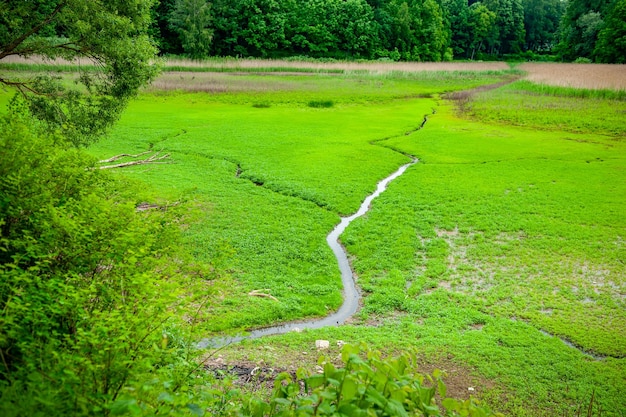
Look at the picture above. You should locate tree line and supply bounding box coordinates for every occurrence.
[155,0,625,63]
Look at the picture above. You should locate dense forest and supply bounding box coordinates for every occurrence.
[152,0,626,62]
[1,0,623,62]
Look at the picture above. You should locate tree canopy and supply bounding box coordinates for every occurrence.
[0,2,188,413]
[556,0,624,61]
[0,0,159,146]
[144,0,626,62]
[594,0,626,62]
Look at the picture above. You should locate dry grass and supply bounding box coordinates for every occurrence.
[2,55,97,66]
[147,71,302,93]
[519,63,626,90]
[165,57,510,73]
[9,56,625,92]
[2,55,509,73]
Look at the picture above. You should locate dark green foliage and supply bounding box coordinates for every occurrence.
[169,0,214,59]
[445,0,472,58]
[383,0,451,61]
[0,0,159,146]
[522,0,565,51]
[594,0,626,62]
[148,0,620,62]
[209,0,292,57]
[209,0,382,59]
[481,0,526,55]
[469,3,498,59]
[152,0,185,54]
[289,0,380,58]
[0,102,213,415]
[242,344,500,416]
[308,100,334,108]
[445,0,499,59]
[556,0,615,61]
[199,0,453,60]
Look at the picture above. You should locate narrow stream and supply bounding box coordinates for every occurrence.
[198,157,418,349]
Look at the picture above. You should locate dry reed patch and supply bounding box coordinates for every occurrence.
[519,63,626,90]
[3,55,509,77]
[165,58,509,73]
[2,55,97,66]
[147,71,300,93]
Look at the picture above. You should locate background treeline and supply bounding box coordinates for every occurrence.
[153,0,626,62]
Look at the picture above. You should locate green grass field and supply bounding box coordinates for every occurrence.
[4,65,623,415]
[87,72,509,332]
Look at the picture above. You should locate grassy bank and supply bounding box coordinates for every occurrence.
[3,63,623,415]
[213,86,625,415]
[89,72,500,331]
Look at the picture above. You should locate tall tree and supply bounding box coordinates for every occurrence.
[0,0,159,146]
[211,0,292,57]
[556,0,614,60]
[289,0,344,56]
[483,0,526,54]
[445,0,473,58]
[594,0,626,62]
[335,0,380,57]
[168,0,213,58]
[469,2,498,58]
[385,0,450,61]
[522,0,564,51]
[152,0,184,54]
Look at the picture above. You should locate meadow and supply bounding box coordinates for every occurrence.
[3,60,624,415]
[87,70,510,331]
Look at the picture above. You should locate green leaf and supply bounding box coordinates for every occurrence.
[438,378,447,398]
[340,377,359,402]
[272,397,292,407]
[442,397,461,412]
[109,399,141,416]
[337,403,360,416]
[296,367,310,380]
[158,392,174,404]
[385,399,409,417]
[187,403,205,417]
[306,374,326,390]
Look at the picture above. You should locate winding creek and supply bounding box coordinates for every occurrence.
[198,157,418,349]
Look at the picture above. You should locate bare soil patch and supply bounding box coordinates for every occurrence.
[204,345,495,402]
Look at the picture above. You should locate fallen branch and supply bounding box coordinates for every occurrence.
[248,289,279,302]
[136,201,180,212]
[98,151,171,169]
[98,151,151,163]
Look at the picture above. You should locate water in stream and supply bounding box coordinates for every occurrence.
[198,158,417,349]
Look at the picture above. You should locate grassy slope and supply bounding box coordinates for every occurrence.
[174,79,623,416]
[89,73,503,332]
[4,66,622,414]
[339,98,626,415]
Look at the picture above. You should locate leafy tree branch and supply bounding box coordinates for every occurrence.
[0,0,160,146]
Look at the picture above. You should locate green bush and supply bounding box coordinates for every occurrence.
[0,101,215,415]
[241,344,501,417]
[308,100,335,108]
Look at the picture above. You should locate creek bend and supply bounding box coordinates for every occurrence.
[199,157,418,349]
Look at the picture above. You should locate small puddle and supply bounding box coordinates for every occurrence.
[199,157,418,348]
